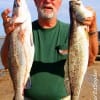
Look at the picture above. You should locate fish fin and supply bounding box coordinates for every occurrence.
[25,77,32,89]
[30,32,34,46]
[18,29,26,43]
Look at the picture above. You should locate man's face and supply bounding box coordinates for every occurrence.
[34,0,62,19]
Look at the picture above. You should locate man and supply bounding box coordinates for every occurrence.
[1,0,98,100]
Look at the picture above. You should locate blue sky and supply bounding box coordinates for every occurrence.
[0,0,100,36]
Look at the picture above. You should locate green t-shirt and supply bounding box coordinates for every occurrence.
[24,20,69,100]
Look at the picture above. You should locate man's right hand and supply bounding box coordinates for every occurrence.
[1,8,20,35]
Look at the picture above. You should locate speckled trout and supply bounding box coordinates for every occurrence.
[64,0,93,100]
[8,0,34,100]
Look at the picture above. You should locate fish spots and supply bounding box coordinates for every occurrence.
[18,29,25,43]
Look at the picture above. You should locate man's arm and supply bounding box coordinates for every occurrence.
[1,35,10,69]
[88,8,98,66]
[80,6,98,66]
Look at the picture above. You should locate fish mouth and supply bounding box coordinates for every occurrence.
[70,0,93,22]
[70,0,81,8]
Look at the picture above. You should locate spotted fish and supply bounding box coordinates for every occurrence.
[64,0,93,100]
[8,0,34,100]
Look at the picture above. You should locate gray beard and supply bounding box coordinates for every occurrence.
[38,9,55,19]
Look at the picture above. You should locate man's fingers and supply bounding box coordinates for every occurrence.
[59,50,68,55]
[5,23,22,34]
[83,17,93,25]
[4,23,14,34]
[1,8,12,25]
[1,8,11,20]
[14,23,22,27]
[1,9,22,35]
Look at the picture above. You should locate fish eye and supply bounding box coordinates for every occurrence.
[75,2,80,6]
